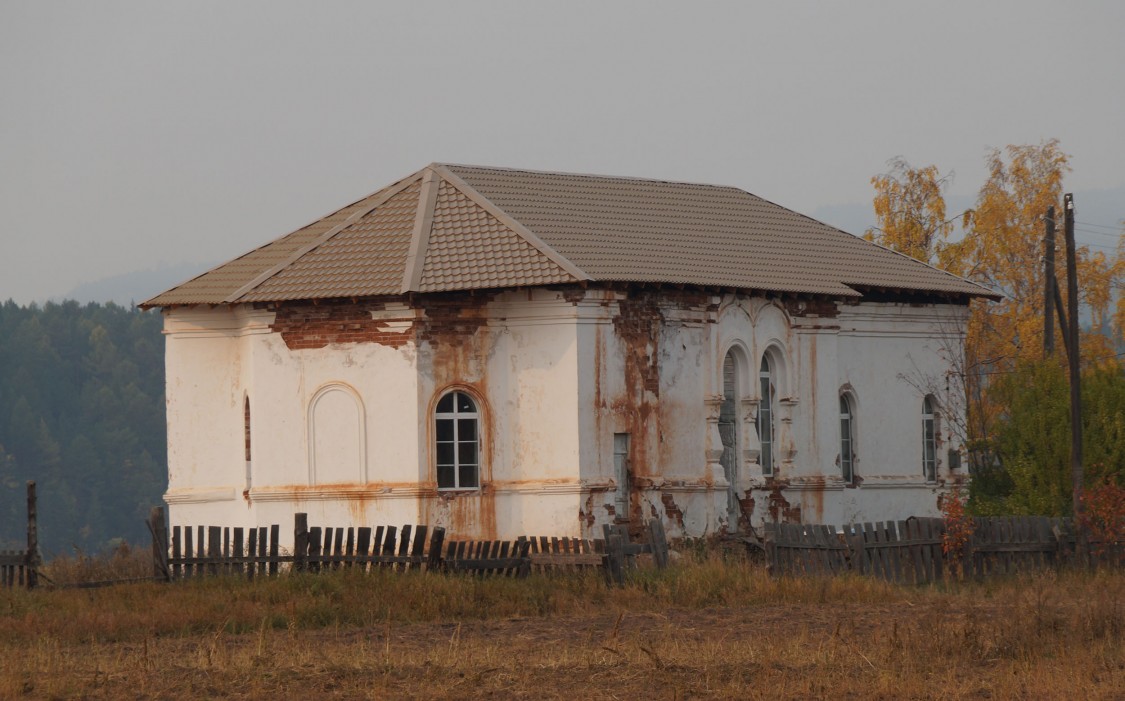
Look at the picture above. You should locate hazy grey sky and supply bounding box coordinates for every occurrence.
[3,1,1124,304]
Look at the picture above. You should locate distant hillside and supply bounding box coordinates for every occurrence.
[62,261,215,308]
[0,301,166,554]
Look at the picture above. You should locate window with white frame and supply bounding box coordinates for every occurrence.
[758,355,776,476]
[435,390,480,490]
[922,396,937,482]
[839,392,856,484]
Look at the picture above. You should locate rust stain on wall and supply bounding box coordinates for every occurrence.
[611,290,663,527]
[802,476,826,523]
[412,292,500,540]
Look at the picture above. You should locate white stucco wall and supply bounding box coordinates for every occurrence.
[162,289,970,543]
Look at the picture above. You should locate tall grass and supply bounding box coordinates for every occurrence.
[3,552,1122,699]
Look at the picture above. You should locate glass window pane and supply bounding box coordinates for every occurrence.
[436,418,454,442]
[458,441,478,466]
[456,392,476,413]
[437,393,454,413]
[457,418,477,442]
[437,464,455,489]
[459,464,478,489]
[436,442,454,466]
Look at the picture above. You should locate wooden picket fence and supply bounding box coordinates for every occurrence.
[1,482,40,589]
[766,516,1123,584]
[149,509,668,586]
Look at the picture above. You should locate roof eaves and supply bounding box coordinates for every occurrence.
[221,169,425,304]
[752,193,999,300]
[433,164,592,283]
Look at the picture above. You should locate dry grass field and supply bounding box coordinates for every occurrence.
[1,549,1121,699]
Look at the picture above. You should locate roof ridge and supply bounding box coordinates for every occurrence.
[437,162,745,193]
[431,164,591,283]
[400,168,441,293]
[221,169,425,303]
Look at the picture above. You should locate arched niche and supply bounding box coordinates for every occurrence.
[308,383,367,485]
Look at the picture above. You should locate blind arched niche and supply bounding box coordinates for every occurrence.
[308,384,367,485]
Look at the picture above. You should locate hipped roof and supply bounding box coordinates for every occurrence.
[142,163,995,307]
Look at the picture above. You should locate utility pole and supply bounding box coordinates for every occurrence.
[1063,193,1083,519]
[1043,205,1056,356]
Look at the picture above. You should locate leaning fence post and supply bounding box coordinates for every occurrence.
[604,532,625,587]
[26,481,39,589]
[149,506,171,582]
[647,518,669,569]
[427,526,446,572]
[293,513,308,573]
[763,523,777,576]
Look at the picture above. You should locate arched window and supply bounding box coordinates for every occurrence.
[435,390,480,490]
[922,396,937,482]
[839,392,855,484]
[244,395,252,489]
[244,396,252,463]
[758,355,776,476]
[720,349,741,521]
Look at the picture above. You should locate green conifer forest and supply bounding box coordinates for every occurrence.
[0,300,165,555]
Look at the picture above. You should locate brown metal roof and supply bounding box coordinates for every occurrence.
[417,178,577,292]
[443,164,992,299]
[142,163,994,307]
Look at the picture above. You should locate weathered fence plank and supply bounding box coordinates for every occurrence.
[768,515,1122,584]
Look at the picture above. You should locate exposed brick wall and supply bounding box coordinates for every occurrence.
[266,294,499,351]
[415,293,494,343]
[269,302,416,350]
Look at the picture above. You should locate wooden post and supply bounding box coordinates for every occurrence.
[516,536,531,578]
[149,506,170,582]
[293,513,308,573]
[26,481,39,589]
[1063,193,1084,524]
[647,519,670,569]
[268,524,279,576]
[207,526,221,576]
[427,527,446,572]
[1044,205,1056,357]
[604,533,625,587]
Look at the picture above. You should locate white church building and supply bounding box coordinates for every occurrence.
[143,163,994,541]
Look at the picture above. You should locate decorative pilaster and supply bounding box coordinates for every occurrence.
[779,397,799,462]
[704,395,727,485]
[740,397,761,466]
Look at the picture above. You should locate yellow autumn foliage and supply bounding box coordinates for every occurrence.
[868,140,1125,456]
